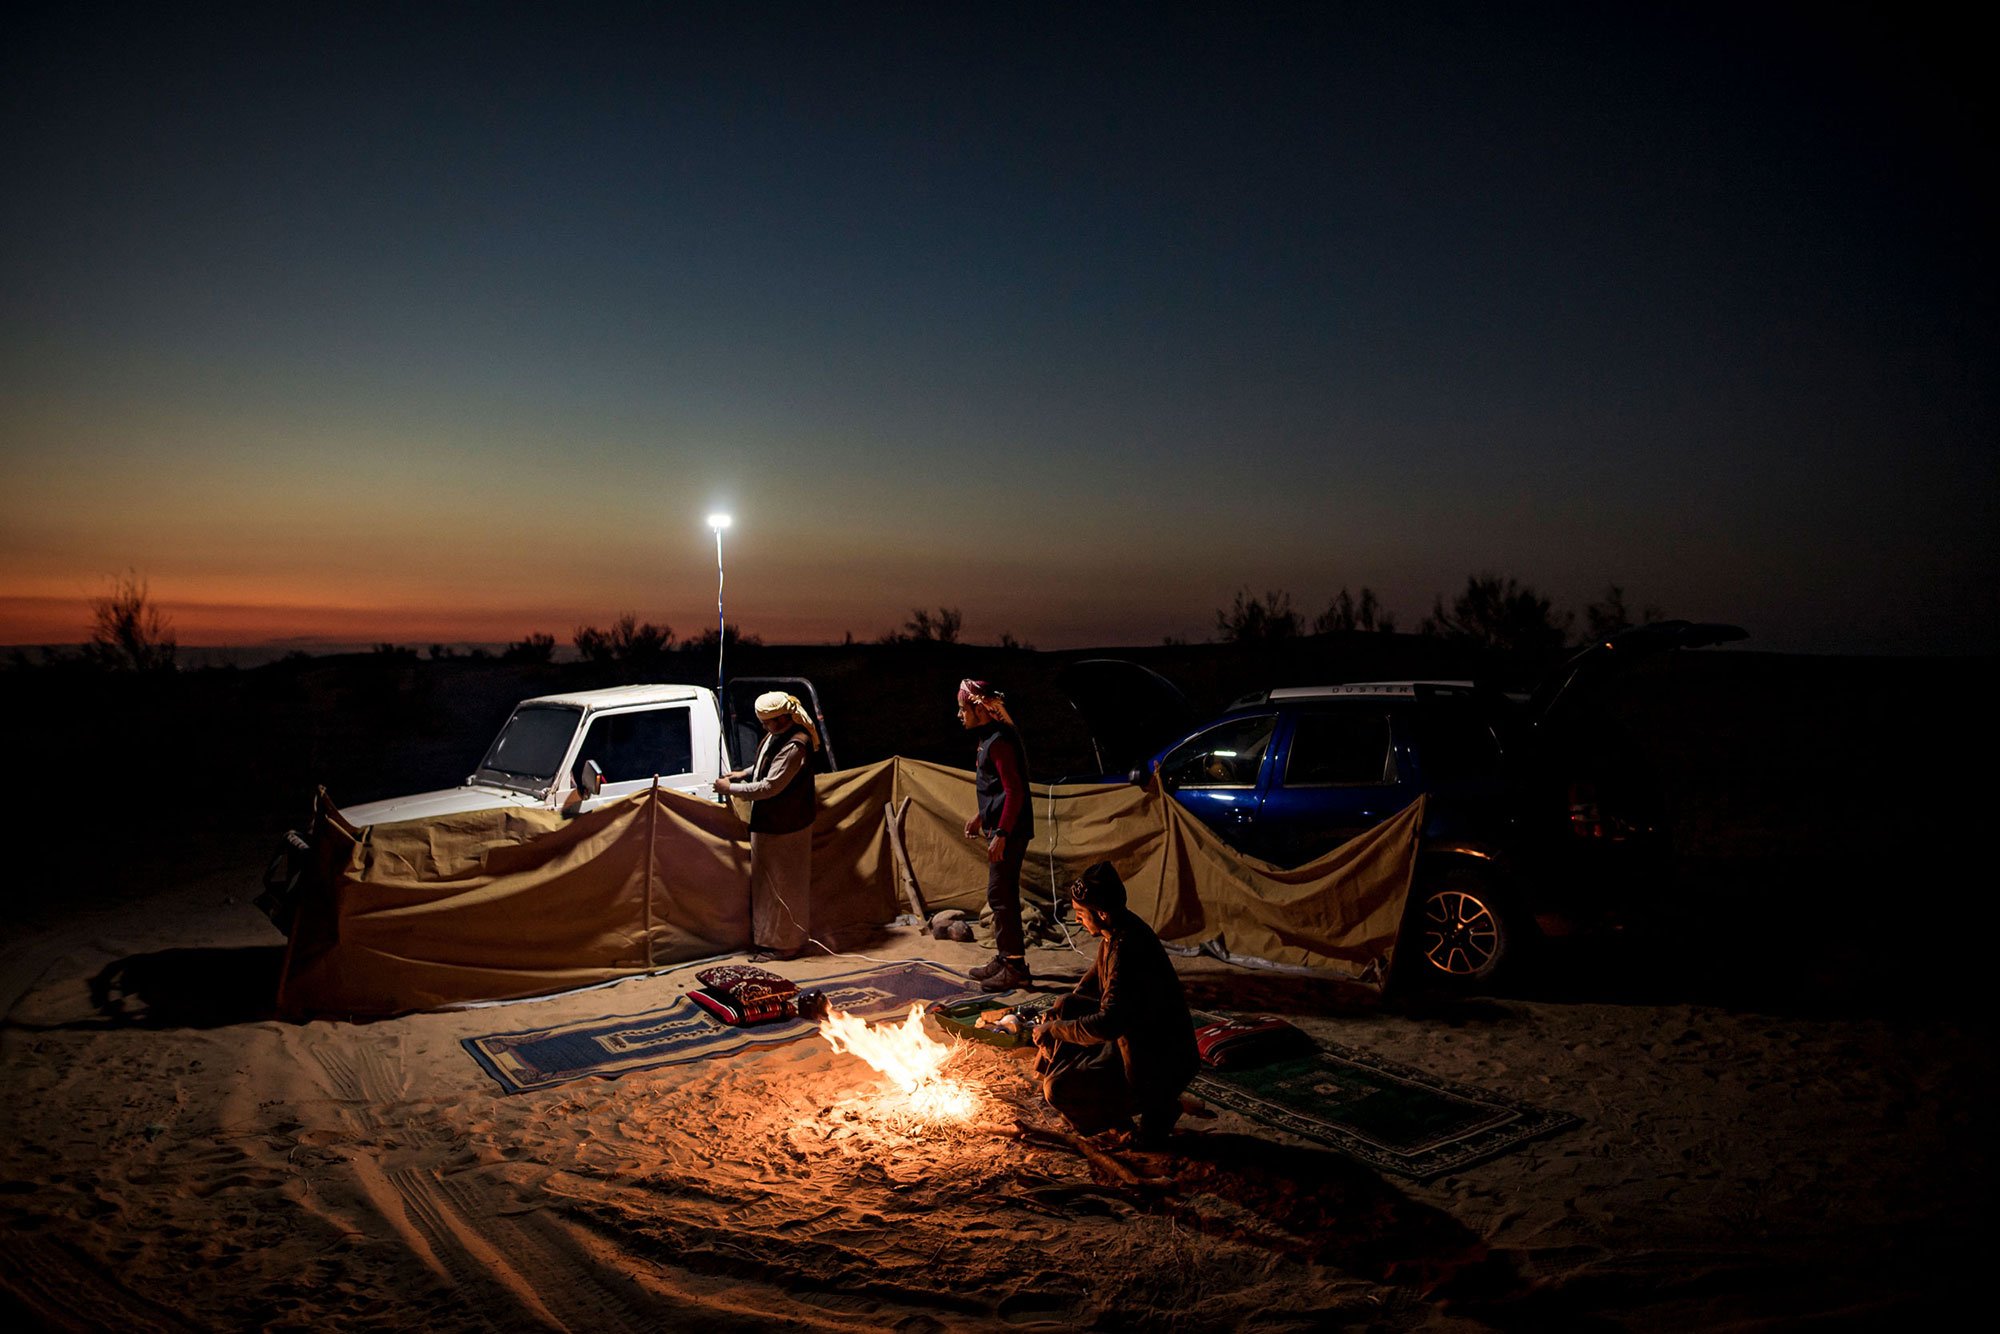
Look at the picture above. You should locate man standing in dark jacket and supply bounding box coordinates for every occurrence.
[1032,861,1197,1148]
[957,679,1034,992]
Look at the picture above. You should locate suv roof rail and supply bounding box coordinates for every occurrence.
[1227,680,1487,709]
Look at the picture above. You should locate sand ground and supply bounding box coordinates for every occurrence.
[1,838,1990,1332]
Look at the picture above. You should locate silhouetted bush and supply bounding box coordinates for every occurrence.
[882,607,964,644]
[1420,574,1571,659]
[1313,587,1395,634]
[573,614,673,677]
[88,571,177,672]
[1584,585,1665,640]
[1216,588,1301,641]
[503,632,557,663]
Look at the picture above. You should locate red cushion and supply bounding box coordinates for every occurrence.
[688,985,795,1027]
[696,965,799,1013]
[1195,1016,1313,1069]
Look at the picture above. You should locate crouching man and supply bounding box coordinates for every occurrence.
[1031,861,1198,1148]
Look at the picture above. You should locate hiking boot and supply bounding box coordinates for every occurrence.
[979,958,1033,993]
[968,957,1008,981]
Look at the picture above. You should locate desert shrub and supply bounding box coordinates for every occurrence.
[1215,588,1301,642]
[680,625,761,653]
[88,572,177,672]
[1313,587,1396,634]
[880,607,963,645]
[1420,574,1571,657]
[1584,585,1665,640]
[503,632,557,663]
[573,614,674,680]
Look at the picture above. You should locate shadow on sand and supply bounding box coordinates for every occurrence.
[1169,851,1967,1024]
[74,946,287,1029]
[1505,854,1971,1020]
[1087,1130,1615,1327]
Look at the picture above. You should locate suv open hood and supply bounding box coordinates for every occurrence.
[1052,658,1199,779]
[1057,622,1745,779]
[1522,620,1747,732]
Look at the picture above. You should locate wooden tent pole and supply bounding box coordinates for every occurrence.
[884,796,928,920]
[645,777,658,967]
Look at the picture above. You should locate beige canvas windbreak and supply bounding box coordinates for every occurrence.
[276,759,1424,1019]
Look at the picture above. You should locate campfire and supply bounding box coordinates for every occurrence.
[816,1001,981,1125]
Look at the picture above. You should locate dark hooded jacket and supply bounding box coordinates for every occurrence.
[1039,906,1197,1107]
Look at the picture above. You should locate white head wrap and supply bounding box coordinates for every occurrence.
[754,691,820,750]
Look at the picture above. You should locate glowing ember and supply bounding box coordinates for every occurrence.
[818,1002,980,1122]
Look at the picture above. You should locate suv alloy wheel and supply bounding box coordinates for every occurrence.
[1407,864,1512,988]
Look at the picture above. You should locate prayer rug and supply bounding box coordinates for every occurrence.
[1190,1029,1580,1181]
[464,960,974,1094]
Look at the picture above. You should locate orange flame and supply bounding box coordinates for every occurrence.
[818,1002,979,1122]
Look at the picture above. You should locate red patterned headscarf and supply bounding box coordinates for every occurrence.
[956,679,1017,728]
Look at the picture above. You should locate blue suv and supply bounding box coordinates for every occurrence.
[1065,622,1744,988]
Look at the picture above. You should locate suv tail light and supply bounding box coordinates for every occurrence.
[1568,781,1621,841]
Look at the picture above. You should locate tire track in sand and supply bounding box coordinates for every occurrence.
[310,1039,653,1332]
[0,1233,202,1334]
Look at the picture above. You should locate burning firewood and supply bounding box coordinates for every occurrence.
[814,999,981,1124]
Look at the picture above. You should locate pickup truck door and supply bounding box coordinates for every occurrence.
[570,704,701,808]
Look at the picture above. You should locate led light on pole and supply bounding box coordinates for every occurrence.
[707,513,731,698]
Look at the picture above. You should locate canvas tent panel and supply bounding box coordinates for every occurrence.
[882,758,1419,975]
[884,757,1168,913]
[800,758,899,924]
[277,759,1420,1019]
[278,794,663,1018]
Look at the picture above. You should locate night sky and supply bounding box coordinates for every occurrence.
[4,2,1993,654]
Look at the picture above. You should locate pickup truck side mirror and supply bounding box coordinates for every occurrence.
[577,759,605,799]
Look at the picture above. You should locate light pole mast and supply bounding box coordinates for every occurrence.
[706,513,731,700]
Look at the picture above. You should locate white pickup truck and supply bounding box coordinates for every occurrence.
[258,676,833,929]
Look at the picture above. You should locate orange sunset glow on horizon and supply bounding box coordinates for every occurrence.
[0,547,1236,653]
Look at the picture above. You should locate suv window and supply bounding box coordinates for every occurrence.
[1412,700,1502,782]
[576,707,694,784]
[1284,710,1396,786]
[1159,715,1276,789]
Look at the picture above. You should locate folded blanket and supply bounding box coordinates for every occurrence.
[688,965,799,1027]
[1194,1015,1314,1070]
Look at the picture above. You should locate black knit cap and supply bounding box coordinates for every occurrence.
[1067,861,1127,913]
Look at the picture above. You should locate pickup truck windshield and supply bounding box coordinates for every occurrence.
[477,705,582,784]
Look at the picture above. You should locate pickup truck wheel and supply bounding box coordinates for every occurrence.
[1404,866,1513,990]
